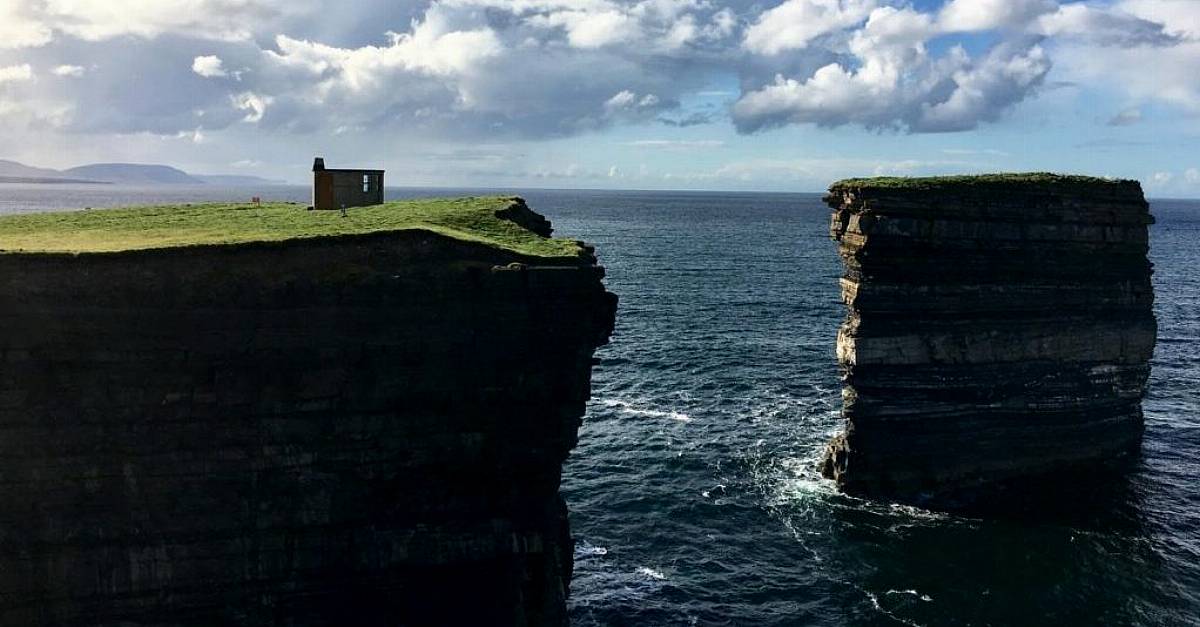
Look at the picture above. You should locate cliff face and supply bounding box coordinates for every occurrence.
[819,175,1155,504]
[0,216,615,624]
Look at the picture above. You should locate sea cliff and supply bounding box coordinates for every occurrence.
[819,174,1156,505]
[0,198,616,625]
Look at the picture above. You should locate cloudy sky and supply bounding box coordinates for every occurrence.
[1,0,1198,194]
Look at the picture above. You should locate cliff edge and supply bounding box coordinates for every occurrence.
[0,197,616,625]
[819,174,1155,506]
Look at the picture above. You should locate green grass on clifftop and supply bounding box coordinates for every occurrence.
[0,196,583,259]
[830,172,1139,191]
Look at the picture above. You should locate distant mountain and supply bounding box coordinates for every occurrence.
[62,163,203,185]
[194,174,289,186]
[0,158,292,186]
[0,175,111,185]
[0,159,64,179]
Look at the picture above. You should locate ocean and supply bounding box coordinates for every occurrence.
[3,184,1198,626]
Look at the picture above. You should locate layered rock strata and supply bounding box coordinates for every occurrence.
[0,209,615,625]
[819,175,1156,503]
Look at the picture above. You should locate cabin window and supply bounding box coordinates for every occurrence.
[363,174,370,193]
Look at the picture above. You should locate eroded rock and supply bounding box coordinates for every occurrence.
[820,174,1155,506]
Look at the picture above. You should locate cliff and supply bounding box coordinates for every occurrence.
[819,174,1156,505]
[0,198,616,625]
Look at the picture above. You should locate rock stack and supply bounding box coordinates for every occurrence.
[819,174,1156,503]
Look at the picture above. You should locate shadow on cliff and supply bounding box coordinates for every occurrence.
[917,454,1150,531]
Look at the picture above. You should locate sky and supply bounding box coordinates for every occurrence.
[1,0,1199,195]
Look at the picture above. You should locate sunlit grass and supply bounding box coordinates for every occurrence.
[830,173,1138,191]
[0,196,584,259]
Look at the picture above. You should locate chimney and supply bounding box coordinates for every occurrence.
[312,157,326,172]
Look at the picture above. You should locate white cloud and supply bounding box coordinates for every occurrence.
[191,55,227,78]
[35,0,306,42]
[744,0,877,54]
[1185,168,1200,184]
[175,127,205,143]
[51,64,86,77]
[1053,40,1200,112]
[0,0,1193,145]
[605,90,638,110]
[0,4,53,49]
[919,44,1049,131]
[683,155,981,186]
[1119,0,1200,39]
[605,90,662,113]
[1035,4,1178,46]
[626,139,724,149]
[531,10,640,48]
[938,0,1056,32]
[232,92,272,123]
[735,5,1050,133]
[0,65,35,83]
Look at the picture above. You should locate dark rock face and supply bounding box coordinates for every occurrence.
[0,228,615,625]
[819,177,1156,505]
[494,197,554,238]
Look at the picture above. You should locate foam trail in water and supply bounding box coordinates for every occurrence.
[600,398,691,422]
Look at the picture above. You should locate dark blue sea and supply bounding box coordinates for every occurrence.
[2,184,1198,626]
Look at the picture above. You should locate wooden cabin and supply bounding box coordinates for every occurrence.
[311,157,384,210]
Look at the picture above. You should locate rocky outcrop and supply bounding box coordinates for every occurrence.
[0,215,615,624]
[819,174,1155,504]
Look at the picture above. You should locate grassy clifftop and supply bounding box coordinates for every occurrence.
[0,196,583,259]
[830,173,1140,191]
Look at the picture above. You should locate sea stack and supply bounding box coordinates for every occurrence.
[820,174,1156,504]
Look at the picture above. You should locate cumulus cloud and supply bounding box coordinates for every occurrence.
[1120,0,1200,39]
[51,64,86,77]
[1035,4,1179,46]
[1050,0,1200,114]
[0,4,53,49]
[732,0,1186,133]
[0,65,35,83]
[192,55,227,77]
[744,0,877,54]
[735,6,1050,132]
[938,0,1055,32]
[231,92,272,123]
[9,0,306,45]
[0,0,1195,143]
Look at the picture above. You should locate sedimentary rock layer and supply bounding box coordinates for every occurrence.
[0,215,615,625]
[819,175,1155,503]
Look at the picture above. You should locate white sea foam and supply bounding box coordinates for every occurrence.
[575,542,608,557]
[886,589,934,602]
[600,398,691,422]
[635,566,666,580]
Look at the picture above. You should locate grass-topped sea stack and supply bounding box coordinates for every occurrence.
[820,174,1156,505]
[0,197,615,625]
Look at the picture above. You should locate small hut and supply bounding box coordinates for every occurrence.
[311,157,384,210]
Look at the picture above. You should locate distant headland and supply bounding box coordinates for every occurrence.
[0,158,287,186]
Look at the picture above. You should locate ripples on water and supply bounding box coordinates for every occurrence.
[540,191,1200,627]
[3,184,1198,626]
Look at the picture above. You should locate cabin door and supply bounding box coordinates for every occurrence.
[314,172,335,210]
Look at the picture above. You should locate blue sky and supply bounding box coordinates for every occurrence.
[1,0,1198,195]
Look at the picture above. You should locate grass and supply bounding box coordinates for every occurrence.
[830,172,1139,190]
[0,196,585,259]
